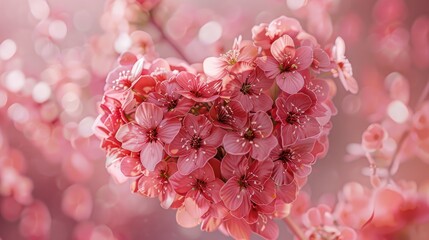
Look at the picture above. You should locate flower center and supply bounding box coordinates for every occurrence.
[240,83,252,95]
[167,99,178,111]
[238,175,249,188]
[190,135,203,149]
[113,70,133,90]
[217,105,234,124]
[193,179,207,191]
[147,128,158,142]
[278,149,294,163]
[280,63,299,73]
[191,90,203,97]
[243,128,255,141]
[286,111,299,125]
[159,169,169,180]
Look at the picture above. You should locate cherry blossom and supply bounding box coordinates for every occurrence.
[116,102,181,171]
[169,114,224,175]
[220,155,276,219]
[223,111,277,161]
[256,34,313,94]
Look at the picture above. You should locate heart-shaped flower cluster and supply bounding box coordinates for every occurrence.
[94,16,352,240]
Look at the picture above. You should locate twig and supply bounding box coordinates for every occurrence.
[284,216,307,240]
[149,13,190,63]
[416,80,429,108]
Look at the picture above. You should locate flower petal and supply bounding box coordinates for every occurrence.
[203,57,228,79]
[295,46,313,70]
[140,142,164,171]
[158,118,181,144]
[220,177,245,211]
[251,179,276,205]
[135,102,163,128]
[251,135,277,161]
[276,72,304,94]
[115,123,147,152]
[223,132,251,155]
[256,56,281,79]
[270,35,296,63]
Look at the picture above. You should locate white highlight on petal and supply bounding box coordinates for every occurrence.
[198,21,222,45]
[0,39,17,60]
[387,100,409,123]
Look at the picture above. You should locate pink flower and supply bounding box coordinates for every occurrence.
[223,111,277,161]
[275,93,321,144]
[250,212,279,240]
[223,69,274,112]
[203,36,257,79]
[105,55,145,91]
[256,34,313,94]
[168,114,224,175]
[331,37,358,94]
[252,16,303,49]
[361,123,387,152]
[169,162,224,219]
[208,99,248,130]
[312,47,332,72]
[104,148,140,183]
[135,161,178,209]
[220,155,276,218]
[270,137,316,186]
[176,71,222,102]
[146,78,194,118]
[303,204,357,240]
[93,95,127,145]
[115,102,181,171]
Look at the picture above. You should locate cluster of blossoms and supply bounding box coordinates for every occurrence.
[94,16,356,239]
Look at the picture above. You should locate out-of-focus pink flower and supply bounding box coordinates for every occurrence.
[223,111,277,161]
[411,16,429,69]
[331,37,358,94]
[303,204,357,240]
[116,102,181,171]
[19,201,51,239]
[62,184,93,221]
[256,34,313,94]
[361,123,387,152]
[169,114,224,175]
[220,155,275,219]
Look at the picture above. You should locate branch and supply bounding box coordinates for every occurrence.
[284,216,307,240]
[149,12,190,63]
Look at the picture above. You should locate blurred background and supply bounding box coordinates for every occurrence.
[0,0,428,239]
